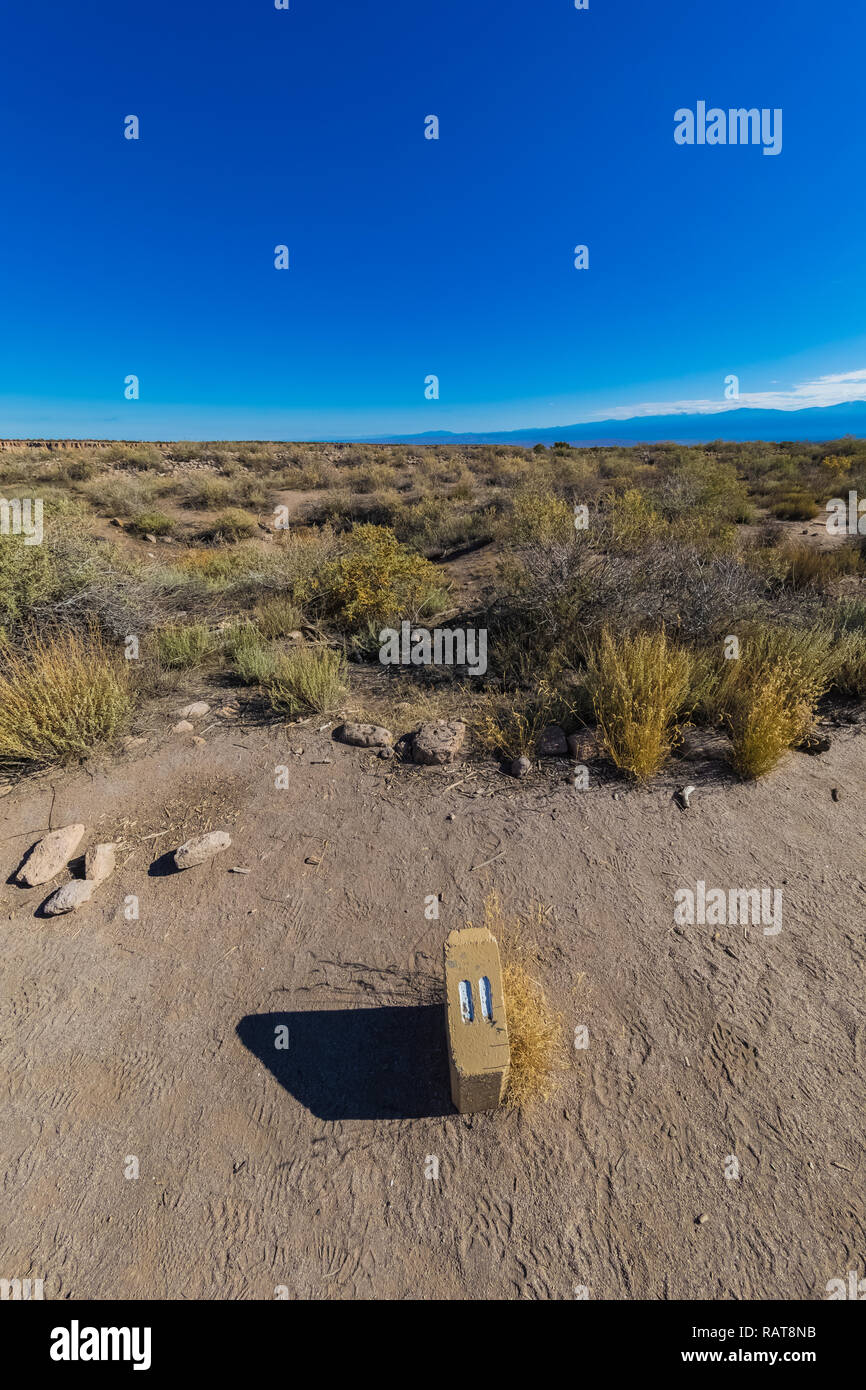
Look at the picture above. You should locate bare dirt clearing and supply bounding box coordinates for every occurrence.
[1,719,863,1300]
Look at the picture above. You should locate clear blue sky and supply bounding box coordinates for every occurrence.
[1,0,864,440]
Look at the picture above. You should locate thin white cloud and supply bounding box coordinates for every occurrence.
[583,369,866,422]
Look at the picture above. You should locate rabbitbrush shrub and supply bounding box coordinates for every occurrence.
[583,627,694,781]
[0,629,131,766]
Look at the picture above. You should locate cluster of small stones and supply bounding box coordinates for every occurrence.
[335,719,467,766]
[335,719,579,776]
[16,820,233,916]
[15,824,118,916]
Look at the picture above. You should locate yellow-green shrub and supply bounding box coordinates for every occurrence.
[317,524,449,631]
[0,629,131,766]
[583,627,693,781]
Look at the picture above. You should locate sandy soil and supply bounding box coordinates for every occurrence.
[1,707,864,1300]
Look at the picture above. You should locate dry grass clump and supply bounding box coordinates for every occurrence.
[720,625,834,778]
[255,593,305,638]
[830,629,866,698]
[128,509,174,537]
[225,624,281,685]
[0,628,131,766]
[265,645,347,716]
[153,622,216,669]
[780,541,860,591]
[471,681,571,759]
[198,507,259,542]
[726,669,814,779]
[472,892,566,1109]
[582,627,694,781]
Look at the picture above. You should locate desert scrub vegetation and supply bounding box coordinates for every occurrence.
[197,507,259,542]
[0,500,107,631]
[471,683,573,760]
[254,593,305,637]
[499,487,574,546]
[474,893,566,1109]
[152,622,216,669]
[715,626,835,778]
[582,627,694,781]
[265,645,348,717]
[127,509,174,537]
[225,624,282,685]
[0,628,131,767]
[317,524,450,632]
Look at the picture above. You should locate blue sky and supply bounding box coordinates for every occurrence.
[1,0,864,440]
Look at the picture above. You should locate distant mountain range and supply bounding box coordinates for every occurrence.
[366,400,866,447]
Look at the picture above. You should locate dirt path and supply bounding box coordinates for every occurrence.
[1,719,863,1300]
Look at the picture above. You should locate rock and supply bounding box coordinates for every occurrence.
[43,880,95,915]
[159,535,173,543]
[144,532,158,544]
[335,721,393,748]
[378,746,394,760]
[17,824,86,886]
[172,720,195,734]
[123,735,147,749]
[173,830,232,871]
[831,787,841,802]
[177,701,210,720]
[411,720,466,766]
[85,843,116,886]
[799,732,831,755]
[695,1213,710,1226]
[676,784,696,810]
[510,756,532,778]
[192,736,206,746]
[537,725,569,757]
[110,517,126,528]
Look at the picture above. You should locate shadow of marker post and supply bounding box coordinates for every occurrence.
[236,1006,452,1121]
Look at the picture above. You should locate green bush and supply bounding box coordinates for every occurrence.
[128,510,174,537]
[0,628,131,767]
[266,645,348,716]
[317,524,449,632]
[153,622,215,668]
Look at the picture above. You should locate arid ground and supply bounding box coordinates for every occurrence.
[1,439,865,1300]
[2,695,863,1300]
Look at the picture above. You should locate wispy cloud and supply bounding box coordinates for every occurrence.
[584,369,866,422]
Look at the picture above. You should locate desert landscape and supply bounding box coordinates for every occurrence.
[1,437,865,1299]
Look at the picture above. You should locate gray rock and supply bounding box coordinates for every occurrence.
[172,720,195,734]
[537,725,569,757]
[17,824,86,887]
[144,533,158,544]
[85,842,117,886]
[335,722,393,749]
[43,880,95,915]
[510,755,532,778]
[411,720,466,766]
[177,701,210,720]
[173,830,232,870]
